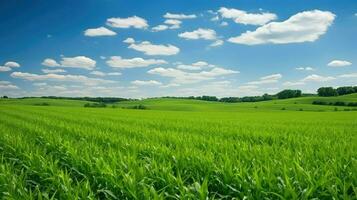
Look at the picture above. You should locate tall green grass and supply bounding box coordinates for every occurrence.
[0,103,356,199]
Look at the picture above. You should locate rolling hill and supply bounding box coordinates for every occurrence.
[1,93,356,112]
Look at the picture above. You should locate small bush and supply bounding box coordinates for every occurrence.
[126,104,147,110]
[334,101,345,106]
[312,101,357,107]
[84,103,107,108]
[347,102,357,107]
[281,107,286,110]
[133,104,147,110]
[312,101,328,105]
[34,102,50,106]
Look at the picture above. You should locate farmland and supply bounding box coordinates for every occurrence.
[0,95,356,199]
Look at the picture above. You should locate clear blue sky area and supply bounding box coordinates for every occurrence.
[0,0,356,97]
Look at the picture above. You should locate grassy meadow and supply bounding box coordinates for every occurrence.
[0,95,356,199]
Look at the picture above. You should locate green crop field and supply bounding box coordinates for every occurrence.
[0,96,356,199]
[115,93,357,112]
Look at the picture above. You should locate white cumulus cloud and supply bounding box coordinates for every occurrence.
[0,80,19,90]
[127,40,180,56]
[301,74,335,82]
[42,69,66,74]
[148,67,238,84]
[0,61,20,72]
[11,72,114,86]
[90,71,106,77]
[164,19,181,25]
[177,65,202,71]
[192,61,210,67]
[106,56,167,68]
[107,72,122,76]
[164,19,182,29]
[123,37,135,44]
[218,7,277,25]
[163,13,197,19]
[60,56,96,70]
[152,13,196,32]
[84,27,116,37]
[42,58,61,67]
[210,40,224,47]
[327,60,352,67]
[131,80,162,86]
[296,67,315,71]
[152,19,182,32]
[283,81,305,87]
[179,28,217,40]
[41,57,95,70]
[0,66,11,72]
[220,21,228,26]
[89,71,122,76]
[283,74,336,86]
[106,16,148,29]
[228,10,335,45]
[152,25,169,32]
[4,61,20,68]
[176,61,214,71]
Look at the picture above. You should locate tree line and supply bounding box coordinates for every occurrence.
[2,86,356,103]
[163,86,356,103]
[317,86,357,97]
[163,89,303,103]
[313,101,357,107]
[22,96,134,103]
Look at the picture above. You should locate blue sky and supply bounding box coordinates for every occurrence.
[0,0,356,97]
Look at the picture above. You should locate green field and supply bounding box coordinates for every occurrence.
[0,95,356,199]
[115,93,357,112]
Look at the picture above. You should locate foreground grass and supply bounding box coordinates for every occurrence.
[0,103,356,199]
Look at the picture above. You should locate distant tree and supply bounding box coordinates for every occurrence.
[219,97,240,103]
[336,86,355,95]
[347,102,357,107]
[197,96,218,102]
[276,90,302,99]
[334,101,345,106]
[317,87,337,97]
[41,96,130,103]
[296,90,302,97]
[84,102,107,108]
[2,96,8,99]
[262,93,273,100]
[219,94,275,103]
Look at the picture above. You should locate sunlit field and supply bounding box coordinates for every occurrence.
[0,97,356,199]
[2,0,357,199]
